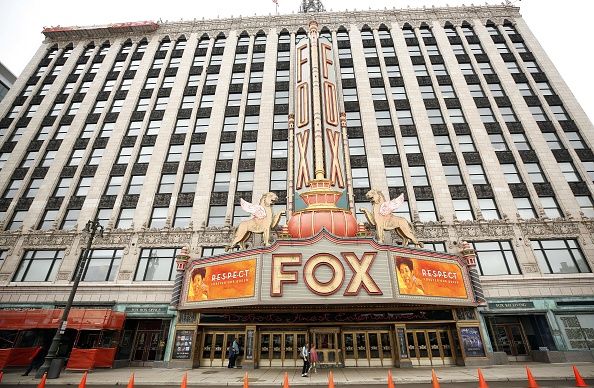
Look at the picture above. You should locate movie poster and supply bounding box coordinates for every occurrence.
[187,258,257,302]
[394,256,467,298]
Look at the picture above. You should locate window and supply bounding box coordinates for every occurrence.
[488,83,505,97]
[536,82,554,95]
[39,209,59,230]
[479,198,499,220]
[167,144,184,163]
[213,172,231,192]
[218,142,235,160]
[80,124,96,139]
[241,142,257,159]
[559,162,580,182]
[162,76,176,88]
[515,197,536,219]
[525,61,541,73]
[391,86,407,100]
[3,179,22,199]
[173,206,192,228]
[543,132,563,150]
[478,107,496,123]
[340,67,354,79]
[525,163,546,183]
[13,250,64,282]
[67,102,81,115]
[180,95,196,110]
[488,134,507,152]
[417,200,437,222]
[566,132,586,149]
[375,110,392,126]
[145,77,158,89]
[150,207,168,228]
[223,116,239,132]
[7,211,26,230]
[500,107,518,123]
[187,143,204,161]
[517,83,534,96]
[40,150,56,167]
[137,146,154,163]
[152,58,164,69]
[403,136,420,153]
[25,179,43,198]
[540,196,562,218]
[147,120,161,135]
[550,105,569,121]
[386,65,400,77]
[61,209,80,229]
[451,44,465,55]
[87,148,103,165]
[75,177,93,196]
[413,64,428,76]
[532,239,590,274]
[457,135,476,152]
[410,166,428,186]
[473,241,520,275]
[208,205,226,226]
[53,178,72,197]
[396,110,413,126]
[127,175,145,195]
[82,249,122,281]
[419,86,435,99]
[439,85,456,99]
[583,161,594,182]
[386,167,403,187]
[346,111,361,127]
[501,164,521,183]
[509,133,530,151]
[408,45,421,57]
[269,171,287,192]
[505,61,520,74]
[92,100,106,114]
[236,171,254,192]
[272,140,287,158]
[444,165,463,185]
[435,135,452,152]
[20,151,38,168]
[103,80,117,92]
[380,137,397,155]
[247,92,261,106]
[576,196,594,218]
[351,168,370,188]
[469,43,484,55]
[246,115,261,131]
[495,42,510,54]
[371,87,386,100]
[155,97,169,110]
[448,108,466,124]
[36,126,52,141]
[105,176,123,195]
[117,147,134,164]
[135,248,179,281]
[79,81,92,93]
[467,164,487,184]
[116,208,135,229]
[426,45,440,56]
[453,199,473,221]
[110,99,125,113]
[432,63,448,76]
[181,173,198,193]
[159,174,176,194]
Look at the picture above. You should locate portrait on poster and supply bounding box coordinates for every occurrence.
[395,256,467,299]
[187,258,257,302]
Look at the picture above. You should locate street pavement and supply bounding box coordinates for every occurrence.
[1,362,593,386]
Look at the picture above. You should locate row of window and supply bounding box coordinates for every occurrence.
[5,239,589,283]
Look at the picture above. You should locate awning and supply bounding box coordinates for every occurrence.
[0,309,125,330]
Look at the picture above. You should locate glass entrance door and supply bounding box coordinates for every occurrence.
[342,330,393,367]
[491,323,529,361]
[406,329,455,366]
[311,329,340,366]
[258,332,305,367]
[200,331,245,367]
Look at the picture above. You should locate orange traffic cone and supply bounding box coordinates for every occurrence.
[79,371,88,388]
[573,365,589,387]
[477,368,488,388]
[526,366,538,388]
[38,372,47,388]
[431,369,440,388]
[388,369,395,388]
[127,372,135,388]
[181,372,188,388]
[243,372,249,388]
[328,370,335,388]
[283,372,289,388]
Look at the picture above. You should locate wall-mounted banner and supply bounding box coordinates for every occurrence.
[395,256,468,298]
[187,258,256,302]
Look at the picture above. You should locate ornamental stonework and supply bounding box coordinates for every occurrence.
[137,231,192,246]
[23,233,76,248]
[519,219,580,239]
[453,220,515,239]
[521,263,540,273]
[414,222,449,240]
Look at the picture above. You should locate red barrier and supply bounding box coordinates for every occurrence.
[0,309,125,330]
[0,347,41,368]
[66,347,117,370]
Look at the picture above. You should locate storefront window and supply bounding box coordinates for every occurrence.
[531,239,590,274]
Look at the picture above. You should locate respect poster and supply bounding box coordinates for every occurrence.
[394,256,467,298]
[187,258,257,302]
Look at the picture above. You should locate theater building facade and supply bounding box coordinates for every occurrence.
[0,2,594,370]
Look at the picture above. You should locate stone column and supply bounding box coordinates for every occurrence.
[460,241,486,305]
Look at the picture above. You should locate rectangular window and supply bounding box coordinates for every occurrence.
[117,208,135,229]
[403,136,420,153]
[543,132,562,150]
[435,135,452,152]
[117,147,134,164]
[386,167,403,187]
[105,176,123,195]
[351,168,370,188]
[53,178,72,197]
[82,249,122,282]
[532,239,590,274]
[453,199,473,221]
[410,166,428,186]
[270,170,287,191]
[75,177,93,196]
[419,85,435,99]
[40,150,56,167]
[159,174,176,194]
[213,172,231,192]
[380,137,397,155]
[39,209,59,230]
[540,196,562,218]
[25,178,43,198]
[236,171,254,192]
[272,140,287,158]
[187,143,204,162]
[135,248,179,281]
[137,146,154,163]
[181,173,198,193]
[13,250,64,282]
[525,163,546,183]
[501,164,521,184]
[127,175,145,195]
[3,179,22,199]
[417,200,437,222]
[208,205,226,226]
[8,211,27,231]
[515,197,536,219]
[559,162,580,182]
[448,108,466,124]
[440,85,456,98]
[444,165,463,185]
[457,135,476,152]
[174,206,192,228]
[474,241,520,275]
[87,148,103,165]
[241,142,257,159]
[61,209,80,229]
[150,207,168,228]
[396,110,414,126]
[218,142,235,160]
[479,198,499,220]
[576,196,594,218]
[166,144,184,162]
[467,164,487,184]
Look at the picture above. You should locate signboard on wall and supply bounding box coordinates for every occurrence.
[459,327,485,357]
[172,330,194,359]
[394,256,468,299]
[187,258,256,302]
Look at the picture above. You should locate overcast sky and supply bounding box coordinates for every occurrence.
[0,0,592,122]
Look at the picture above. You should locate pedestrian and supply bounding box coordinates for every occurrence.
[22,345,48,376]
[228,338,239,368]
[300,342,310,377]
[309,345,318,373]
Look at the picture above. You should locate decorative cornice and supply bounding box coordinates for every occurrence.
[518,219,581,239]
[42,5,520,44]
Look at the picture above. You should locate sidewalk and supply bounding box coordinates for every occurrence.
[3,362,594,386]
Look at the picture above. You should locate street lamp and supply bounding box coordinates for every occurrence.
[36,219,103,379]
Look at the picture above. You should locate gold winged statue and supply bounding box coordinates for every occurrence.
[361,189,423,247]
[225,192,285,251]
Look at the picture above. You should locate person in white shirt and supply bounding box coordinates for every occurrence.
[301,343,310,377]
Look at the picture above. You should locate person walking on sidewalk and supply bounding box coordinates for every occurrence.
[301,343,310,377]
[309,345,318,373]
[227,339,239,368]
